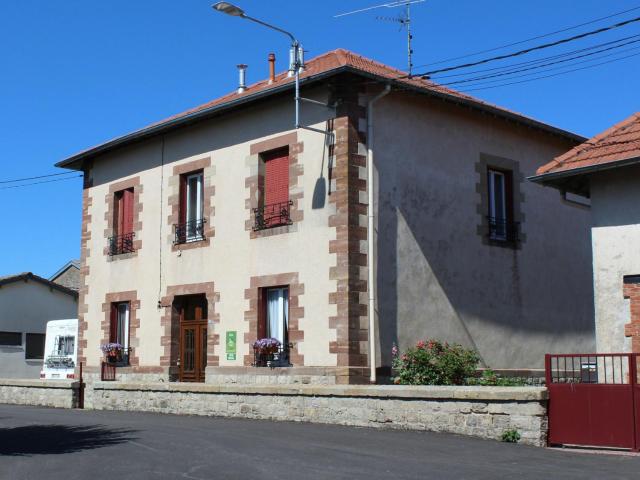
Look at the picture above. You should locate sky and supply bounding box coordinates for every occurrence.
[0,0,638,277]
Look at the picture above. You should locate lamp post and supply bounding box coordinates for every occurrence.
[212,2,302,127]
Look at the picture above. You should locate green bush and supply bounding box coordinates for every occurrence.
[466,369,528,387]
[501,429,521,443]
[392,339,480,385]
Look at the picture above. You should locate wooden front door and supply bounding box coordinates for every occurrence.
[178,295,207,383]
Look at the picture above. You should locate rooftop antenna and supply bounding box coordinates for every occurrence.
[334,0,425,77]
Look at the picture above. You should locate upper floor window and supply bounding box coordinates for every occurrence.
[109,301,130,366]
[175,171,205,244]
[109,188,135,255]
[25,333,45,360]
[487,168,518,243]
[254,148,292,231]
[0,331,21,346]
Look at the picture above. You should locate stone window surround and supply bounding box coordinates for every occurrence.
[244,273,304,366]
[245,132,304,239]
[167,156,215,252]
[475,153,526,248]
[623,275,640,353]
[159,282,220,377]
[101,291,140,367]
[103,176,143,258]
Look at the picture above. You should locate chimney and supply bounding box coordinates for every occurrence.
[268,53,276,84]
[237,64,247,93]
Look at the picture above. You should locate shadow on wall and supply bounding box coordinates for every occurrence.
[0,424,136,456]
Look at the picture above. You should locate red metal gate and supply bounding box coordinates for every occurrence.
[545,353,639,450]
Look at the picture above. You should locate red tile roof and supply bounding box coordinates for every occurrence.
[57,48,582,169]
[536,112,640,177]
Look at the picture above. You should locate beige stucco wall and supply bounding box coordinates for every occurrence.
[590,165,640,353]
[372,92,595,369]
[83,93,338,370]
[0,281,78,378]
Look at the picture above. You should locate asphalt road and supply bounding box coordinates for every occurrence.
[0,404,638,480]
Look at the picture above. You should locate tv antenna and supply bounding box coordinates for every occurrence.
[334,0,426,77]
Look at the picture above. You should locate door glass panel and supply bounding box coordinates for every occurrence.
[184,329,195,372]
[201,327,207,372]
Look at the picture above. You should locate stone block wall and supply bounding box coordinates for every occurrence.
[0,379,77,409]
[88,383,548,446]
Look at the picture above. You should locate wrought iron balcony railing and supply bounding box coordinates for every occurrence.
[487,217,519,243]
[108,232,135,255]
[253,343,292,368]
[253,200,293,231]
[174,218,206,245]
[104,347,132,368]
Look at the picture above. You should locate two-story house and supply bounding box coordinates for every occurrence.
[56,49,594,384]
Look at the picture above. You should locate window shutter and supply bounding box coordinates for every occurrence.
[257,288,267,340]
[109,304,118,343]
[179,175,187,225]
[264,150,289,206]
[123,189,134,234]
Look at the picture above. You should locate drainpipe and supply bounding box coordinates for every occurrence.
[367,84,391,384]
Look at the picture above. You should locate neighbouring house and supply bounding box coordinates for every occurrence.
[50,259,81,292]
[0,272,78,378]
[55,48,594,385]
[531,112,640,354]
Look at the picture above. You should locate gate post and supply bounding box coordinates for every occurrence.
[544,354,551,447]
[631,354,639,452]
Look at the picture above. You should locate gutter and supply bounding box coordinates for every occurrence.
[528,155,640,184]
[367,84,391,384]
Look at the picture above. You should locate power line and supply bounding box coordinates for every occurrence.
[441,39,640,88]
[415,4,640,69]
[0,170,77,185]
[411,15,640,77]
[0,174,83,190]
[457,50,640,93]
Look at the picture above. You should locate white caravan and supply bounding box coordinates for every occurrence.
[40,319,78,380]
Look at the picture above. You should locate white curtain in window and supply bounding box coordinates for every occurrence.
[266,288,288,343]
[117,303,130,349]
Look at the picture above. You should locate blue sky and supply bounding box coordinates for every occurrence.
[0,0,638,277]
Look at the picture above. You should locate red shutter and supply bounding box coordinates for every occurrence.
[109,304,118,343]
[257,288,267,340]
[264,150,289,207]
[179,175,187,225]
[122,189,134,234]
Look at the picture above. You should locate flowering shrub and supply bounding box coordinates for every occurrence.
[253,338,281,355]
[100,343,123,358]
[392,339,479,385]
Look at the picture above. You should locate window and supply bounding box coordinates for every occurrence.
[0,331,21,346]
[260,287,289,344]
[254,148,292,230]
[487,168,516,242]
[25,333,45,359]
[109,188,135,255]
[110,302,130,353]
[176,171,205,244]
[55,335,75,356]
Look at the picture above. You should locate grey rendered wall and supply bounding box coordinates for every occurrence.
[0,281,78,378]
[590,165,640,353]
[373,92,594,369]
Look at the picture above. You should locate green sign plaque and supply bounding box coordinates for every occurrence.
[226,331,237,361]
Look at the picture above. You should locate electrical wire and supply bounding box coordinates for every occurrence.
[0,170,77,184]
[457,50,640,93]
[0,174,83,190]
[409,15,640,78]
[414,4,640,68]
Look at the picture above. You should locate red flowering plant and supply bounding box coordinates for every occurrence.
[391,339,479,385]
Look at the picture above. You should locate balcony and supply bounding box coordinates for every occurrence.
[108,232,135,255]
[253,200,293,231]
[174,218,206,245]
[487,217,519,243]
[253,343,292,368]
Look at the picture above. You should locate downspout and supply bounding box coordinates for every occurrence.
[367,84,391,384]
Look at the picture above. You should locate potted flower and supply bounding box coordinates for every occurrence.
[252,338,281,367]
[100,342,124,363]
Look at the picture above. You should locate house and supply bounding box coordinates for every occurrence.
[55,48,594,385]
[0,272,78,378]
[532,112,640,354]
[50,259,81,292]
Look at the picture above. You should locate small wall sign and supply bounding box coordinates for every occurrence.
[226,331,237,361]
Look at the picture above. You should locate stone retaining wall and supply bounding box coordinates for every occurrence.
[88,383,548,446]
[0,379,77,408]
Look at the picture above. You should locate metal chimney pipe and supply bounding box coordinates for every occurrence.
[297,47,305,72]
[268,53,276,84]
[237,64,247,93]
[288,47,295,77]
